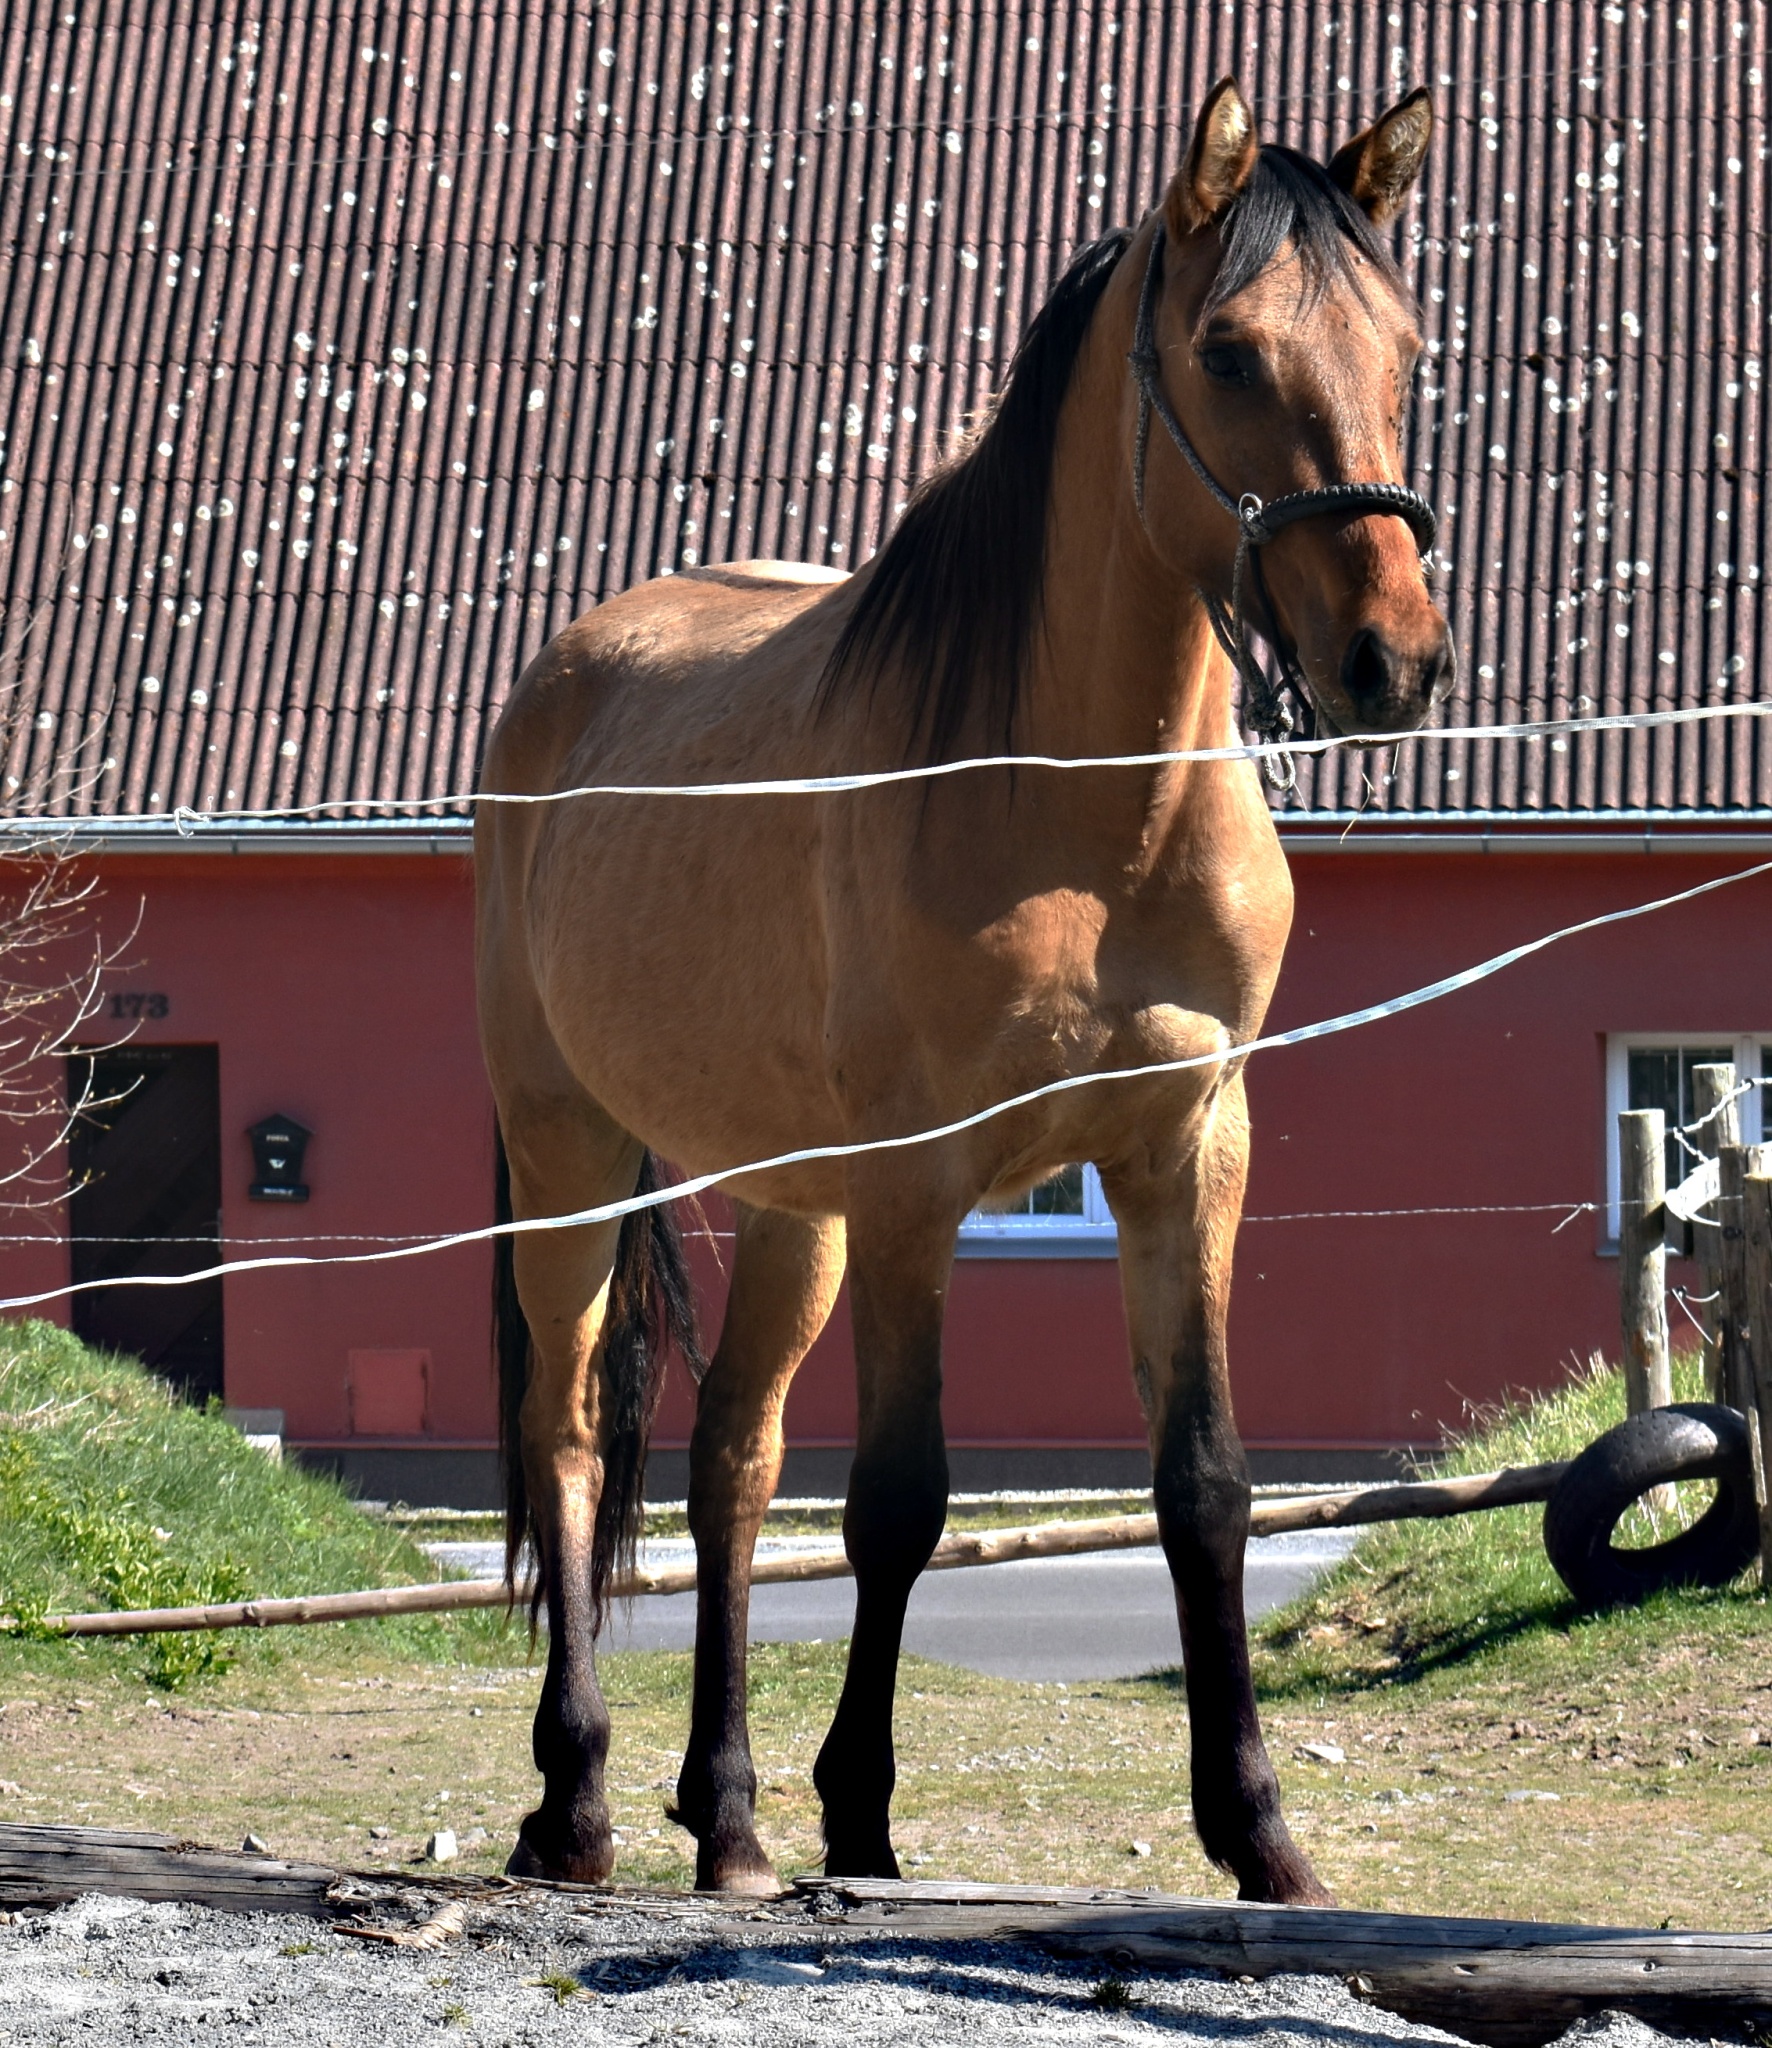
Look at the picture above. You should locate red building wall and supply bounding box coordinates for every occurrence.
[10,842,1769,1466]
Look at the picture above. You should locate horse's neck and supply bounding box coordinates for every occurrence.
[1022,314,1233,772]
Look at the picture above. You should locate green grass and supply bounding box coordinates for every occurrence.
[0,1320,514,1685]
[1255,1350,1765,1702]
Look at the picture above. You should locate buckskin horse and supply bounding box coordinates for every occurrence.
[476,77,1452,1901]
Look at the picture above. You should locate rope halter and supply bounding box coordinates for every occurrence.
[1127,222,1437,793]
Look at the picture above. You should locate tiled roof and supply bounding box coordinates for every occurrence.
[0,1,1765,825]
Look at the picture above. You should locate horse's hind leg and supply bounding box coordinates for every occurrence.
[1102,1071,1330,1906]
[673,1204,846,1892]
[500,1098,641,1883]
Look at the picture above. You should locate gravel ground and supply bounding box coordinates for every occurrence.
[0,1886,1695,2048]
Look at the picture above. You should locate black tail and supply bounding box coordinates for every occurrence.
[493,1129,705,1630]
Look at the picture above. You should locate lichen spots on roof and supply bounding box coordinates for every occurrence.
[0,1,1762,822]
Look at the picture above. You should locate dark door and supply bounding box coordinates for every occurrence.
[67,1046,224,1402]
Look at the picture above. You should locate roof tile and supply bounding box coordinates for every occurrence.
[0,0,1763,821]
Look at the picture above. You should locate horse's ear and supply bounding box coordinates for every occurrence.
[1165,77,1259,236]
[1328,88,1434,224]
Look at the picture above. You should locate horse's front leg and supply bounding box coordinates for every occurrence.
[813,1188,955,1877]
[1102,1075,1330,1905]
[673,1205,846,1892]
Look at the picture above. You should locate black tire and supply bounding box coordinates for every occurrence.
[1542,1402,1760,1608]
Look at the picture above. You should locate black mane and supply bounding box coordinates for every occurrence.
[817,148,1414,764]
[1206,144,1414,321]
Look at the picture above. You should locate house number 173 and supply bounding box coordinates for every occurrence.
[109,992,170,1019]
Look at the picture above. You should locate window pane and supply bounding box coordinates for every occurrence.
[1628,1046,1729,1195]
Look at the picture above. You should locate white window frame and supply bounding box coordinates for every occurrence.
[1604,1032,1770,1243]
[955,1162,1119,1258]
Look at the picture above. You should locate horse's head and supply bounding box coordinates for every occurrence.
[1138,78,1454,738]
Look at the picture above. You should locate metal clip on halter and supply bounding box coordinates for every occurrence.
[1128,224,1438,795]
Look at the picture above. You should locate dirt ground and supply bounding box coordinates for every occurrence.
[0,1633,1768,1931]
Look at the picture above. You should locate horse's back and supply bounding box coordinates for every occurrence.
[483,559,851,798]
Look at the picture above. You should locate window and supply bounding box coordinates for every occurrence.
[955,1161,1118,1257]
[1604,1034,1770,1242]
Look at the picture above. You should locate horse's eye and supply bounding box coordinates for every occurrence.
[1199,343,1252,387]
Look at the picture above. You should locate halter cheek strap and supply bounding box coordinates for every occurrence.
[1127,222,1438,793]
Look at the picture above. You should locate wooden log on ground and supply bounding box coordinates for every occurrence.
[1689,1063,1740,1400]
[1618,1107,1672,1415]
[25,1463,1569,1638]
[1738,1172,1772,1588]
[803,1877,1772,2048]
[0,1822,338,1917]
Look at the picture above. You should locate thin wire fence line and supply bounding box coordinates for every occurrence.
[0,1200,1605,1248]
[1241,1201,1598,1226]
[4,852,1770,1316]
[0,46,1731,195]
[1671,1073,1772,1148]
[8,701,1769,838]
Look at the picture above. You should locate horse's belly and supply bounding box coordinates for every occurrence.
[529,828,841,1192]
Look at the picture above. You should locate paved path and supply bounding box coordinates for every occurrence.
[425,1529,1354,1682]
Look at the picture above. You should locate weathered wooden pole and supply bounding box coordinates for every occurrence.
[1689,1064,1740,1400]
[1737,1172,1772,1587]
[21,1464,1573,1640]
[1716,1143,1770,1415]
[1618,1109,1672,1414]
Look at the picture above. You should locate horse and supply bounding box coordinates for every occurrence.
[475,75,1452,1904]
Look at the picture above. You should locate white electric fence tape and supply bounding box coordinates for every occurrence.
[0,702,1763,836]
[7,851,1772,1314]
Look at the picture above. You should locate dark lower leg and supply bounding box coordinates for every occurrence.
[814,1411,948,1876]
[674,1209,843,1892]
[511,1461,615,1881]
[673,1399,786,1892]
[1156,1400,1329,1904]
[1107,1082,1327,1907]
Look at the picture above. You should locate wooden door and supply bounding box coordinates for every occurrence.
[67,1046,224,1401]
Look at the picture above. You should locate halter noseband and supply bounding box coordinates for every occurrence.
[1127,223,1437,792]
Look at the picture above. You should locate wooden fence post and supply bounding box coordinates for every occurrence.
[1717,1144,1770,1415]
[1690,1064,1740,1400]
[1618,1109,1672,1414]
[1737,1172,1772,1588]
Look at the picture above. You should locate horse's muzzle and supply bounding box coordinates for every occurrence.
[1334,620,1456,734]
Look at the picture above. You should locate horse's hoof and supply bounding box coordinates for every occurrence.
[505,1837,551,1879]
[505,1823,615,1885]
[700,1858,782,1898]
[1237,1858,1334,1907]
[822,1840,900,1882]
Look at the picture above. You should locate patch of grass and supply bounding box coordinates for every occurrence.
[1091,1976,1137,2010]
[1255,1351,1761,1703]
[530,1972,580,2004]
[0,1320,517,1685]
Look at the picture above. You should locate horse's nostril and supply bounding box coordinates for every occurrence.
[1340,627,1394,708]
[1421,632,1457,703]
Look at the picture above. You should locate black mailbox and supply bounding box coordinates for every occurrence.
[247,1114,311,1202]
